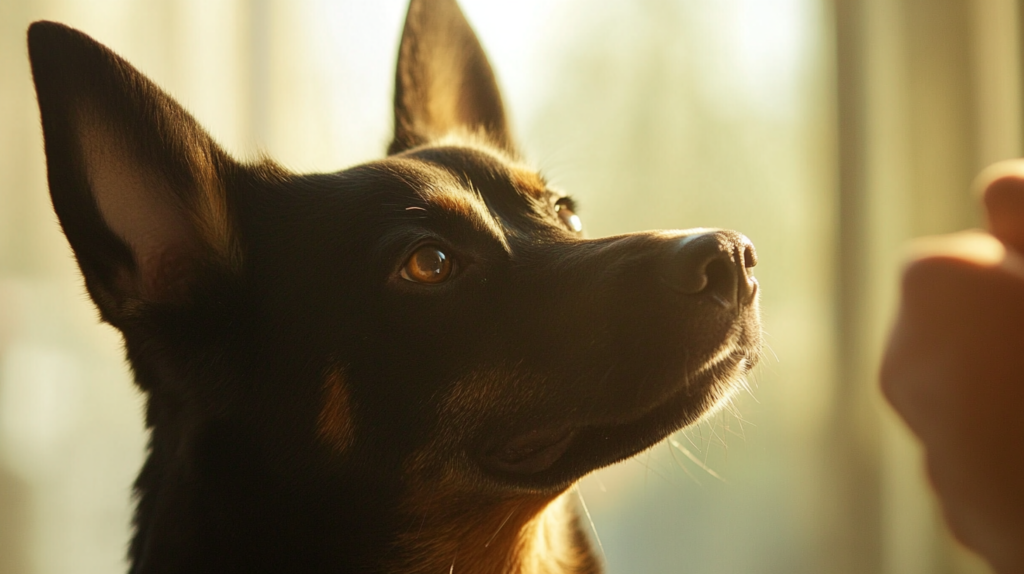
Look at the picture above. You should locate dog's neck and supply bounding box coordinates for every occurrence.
[390,491,601,574]
[130,427,389,572]
[131,435,600,574]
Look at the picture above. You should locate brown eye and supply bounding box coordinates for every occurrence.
[401,246,453,284]
[555,198,583,233]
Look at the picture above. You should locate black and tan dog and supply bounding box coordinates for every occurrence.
[28,0,760,572]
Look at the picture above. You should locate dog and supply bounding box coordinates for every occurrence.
[27,0,761,572]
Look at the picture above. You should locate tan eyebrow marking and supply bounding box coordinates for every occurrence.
[429,190,480,219]
[509,168,548,199]
[420,186,510,252]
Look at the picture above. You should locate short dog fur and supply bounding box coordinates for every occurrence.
[28,0,761,572]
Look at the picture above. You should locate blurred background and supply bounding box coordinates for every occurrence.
[0,0,1019,572]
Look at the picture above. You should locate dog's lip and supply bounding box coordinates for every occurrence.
[481,425,578,474]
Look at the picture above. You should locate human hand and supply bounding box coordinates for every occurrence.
[881,161,1024,574]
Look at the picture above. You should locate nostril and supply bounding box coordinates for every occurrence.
[665,231,756,309]
[703,256,739,308]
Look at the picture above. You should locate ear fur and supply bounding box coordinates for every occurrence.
[389,0,514,155]
[28,22,240,321]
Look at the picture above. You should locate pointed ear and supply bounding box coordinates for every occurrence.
[28,22,241,322]
[388,0,514,155]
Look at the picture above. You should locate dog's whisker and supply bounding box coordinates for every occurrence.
[642,450,654,486]
[707,417,728,451]
[680,428,701,451]
[724,402,753,442]
[645,449,683,487]
[573,486,606,563]
[484,506,519,548]
[701,420,718,456]
[668,437,726,483]
[722,419,747,441]
[666,439,703,486]
[630,450,680,488]
[734,407,754,428]
[724,409,749,435]
[723,395,750,424]
[448,548,458,574]
[737,376,759,403]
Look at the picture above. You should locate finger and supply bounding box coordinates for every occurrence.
[975,160,1024,252]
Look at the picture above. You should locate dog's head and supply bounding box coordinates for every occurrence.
[29,0,759,567]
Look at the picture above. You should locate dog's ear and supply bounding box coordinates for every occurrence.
[389,0,514,155]
[28,22,241,322]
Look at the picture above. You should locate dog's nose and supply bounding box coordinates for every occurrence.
[667,231,757,308]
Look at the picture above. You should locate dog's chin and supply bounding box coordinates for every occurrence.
[477,349,757,491]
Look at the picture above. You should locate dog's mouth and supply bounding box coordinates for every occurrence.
[478,348,756,483]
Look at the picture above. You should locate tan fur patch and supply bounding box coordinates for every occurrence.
[317,367,355,453]
[519,494,600,574]
[391,489,597,574]
[387,367,598,574]
[430,188,484,220]
[509,168,548,199]
[386,157,511,250]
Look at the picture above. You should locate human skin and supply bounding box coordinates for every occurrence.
[881,161,1024,574]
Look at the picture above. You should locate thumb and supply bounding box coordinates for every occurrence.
[977,160,1024,253]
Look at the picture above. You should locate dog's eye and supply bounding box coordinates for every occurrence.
[555,198,583,233]
[401,246,453,284]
